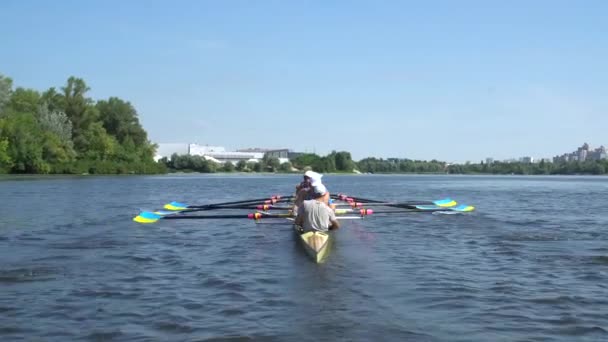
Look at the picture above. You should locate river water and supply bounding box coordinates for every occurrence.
[1,174,607,341]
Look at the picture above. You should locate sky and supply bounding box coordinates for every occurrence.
[1,0,606,162]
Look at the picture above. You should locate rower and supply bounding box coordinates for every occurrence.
[296,170,322,192]
[295,183,340,232]
[293,171,324,214]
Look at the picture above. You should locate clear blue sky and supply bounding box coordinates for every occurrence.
[1,0,606,162]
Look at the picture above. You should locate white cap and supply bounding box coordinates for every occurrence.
[312,183,327,196]
[304,171,323,184]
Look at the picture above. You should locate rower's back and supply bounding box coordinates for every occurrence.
[299,199,337,232]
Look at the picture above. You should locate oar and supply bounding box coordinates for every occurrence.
[331,196,458,209]
[335,204,474,216]
[134,211,292,223]
[332,194,456,207]
[163,213,293,220]
[413,204,474,212]
[163,195,293,211]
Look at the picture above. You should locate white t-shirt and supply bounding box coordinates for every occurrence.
[299,199,336,232]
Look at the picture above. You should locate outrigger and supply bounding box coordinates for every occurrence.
[133,193,475,263]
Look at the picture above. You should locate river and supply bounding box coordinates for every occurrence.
[1,174,607,341]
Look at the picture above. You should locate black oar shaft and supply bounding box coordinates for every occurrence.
[186,196,293,209]
[163,213,292,220]
[331,194,437,207]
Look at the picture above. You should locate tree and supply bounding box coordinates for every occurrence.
[96,97,148,145]
[0,75,14,114]
[37,103,73,146]
[61,77,98,152]
[264,156,281,172]
[334,151,354,172]
[2,113,49,173]
[222,161,235,172]
[291,153,322,170]
[79,122,118,160]
[236,160,247,171]
[0,119,13,172]
[278,161,292,172]
[9,88,41,114]
[41,87,64,113]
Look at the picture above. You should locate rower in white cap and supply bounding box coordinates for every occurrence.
[293,170,328,215]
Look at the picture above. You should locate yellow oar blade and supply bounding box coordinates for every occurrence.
[164,201,188,211]
[452,204,475,212]
[133,211,162,224]
[434,199,457,207]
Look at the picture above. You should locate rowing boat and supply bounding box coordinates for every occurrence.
[293,224,332,263]
[133,193,475,265]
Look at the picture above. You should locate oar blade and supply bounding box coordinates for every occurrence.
[433,198,457,207]
[133,211,162,223]
[334,209,352,215]
[164,201,188,211]
[414,205,444,211]
[450,204,475,212]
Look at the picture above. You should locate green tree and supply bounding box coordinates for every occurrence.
[61,77,98,152]
[0,119,13,172]
[41,87,64,113]
[41,131,76,165]
[264,156,281,172]
[222,161,235,172]
[37,103,73,146]
[278,161,292,172]
[236,160,247,171]
[96,97,148,145]
[0,74,12,114]
[9,88,41,114]
[2,113,49,173]
[79,122,118,160]
[292,153,322,170]
[334,151,354,171]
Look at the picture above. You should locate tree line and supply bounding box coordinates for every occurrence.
[158,151,356,173]
[0,73,165,174]
[447,159,608,175]
[158,149,608,176]
[158,152,451,174]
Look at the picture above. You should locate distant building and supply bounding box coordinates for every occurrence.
[154,143,303,164]
[236,147,273,153]
[552,142,608,163]
[521,156,534,163]
[288,151,304,160]
[264,149,290,159]
[485,158,494,164]
[154,143,189,161]
[154,143,262,163]
[189,144,226,155]
[190,144,264,164]
[578,149,587,162]
[587,145,607,160]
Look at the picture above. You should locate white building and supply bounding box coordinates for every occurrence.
[155,143,284,164]
[154,143,189,161]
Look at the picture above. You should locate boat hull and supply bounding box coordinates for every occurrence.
[294,225,331,263]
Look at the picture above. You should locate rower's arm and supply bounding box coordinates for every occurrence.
[294,212,304,226]
[328,208,340,230]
